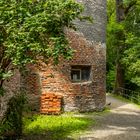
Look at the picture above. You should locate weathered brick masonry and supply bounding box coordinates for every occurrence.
[0,70,20,118]
[0,0,106,115]
[40,93,62,114]
[38,0,106,113]
[24,29,106,113]
[38,30,106,113]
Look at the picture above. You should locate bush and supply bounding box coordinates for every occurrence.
[1,93,27,139]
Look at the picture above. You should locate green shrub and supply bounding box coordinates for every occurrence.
[1,93,27,139]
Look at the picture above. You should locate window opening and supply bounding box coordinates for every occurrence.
[71,65,91,82]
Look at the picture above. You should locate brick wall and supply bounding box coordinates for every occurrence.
[40,93,62,114]
[0,69,20,118]
[0,30,106,115]
[27,29,106,113]
[1,0,106,115]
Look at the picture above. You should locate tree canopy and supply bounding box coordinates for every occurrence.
[107,0,140,91]
[0,0,87,95]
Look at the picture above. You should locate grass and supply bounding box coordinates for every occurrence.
[23,114,94,140]
[1,109,109,140]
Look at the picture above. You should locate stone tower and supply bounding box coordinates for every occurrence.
[76,0,106,43]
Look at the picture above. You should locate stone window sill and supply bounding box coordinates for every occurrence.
[72,81,92,85]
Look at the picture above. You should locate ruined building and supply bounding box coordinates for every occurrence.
[0,0,106,116]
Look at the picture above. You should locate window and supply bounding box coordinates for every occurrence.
[71,66,91,82]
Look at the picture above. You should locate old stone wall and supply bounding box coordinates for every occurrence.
[23,0,107,113]
[33,29,106,113]
[0,0,106,115]
[76,0,106,43]
[21,67,41,112]
[37,0,106,111]
[0,69,20,118]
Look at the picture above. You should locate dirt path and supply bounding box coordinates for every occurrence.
[79,94,140,140]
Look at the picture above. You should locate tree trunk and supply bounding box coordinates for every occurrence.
[114,0,125,93]
[115,62,125,90]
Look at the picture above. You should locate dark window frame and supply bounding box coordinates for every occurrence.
[71,65,91,82]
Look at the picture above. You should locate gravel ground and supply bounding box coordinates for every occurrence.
[79,94,140,140]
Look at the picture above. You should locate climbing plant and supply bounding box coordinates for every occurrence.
[0,0,89,96]
[0,0,91,138]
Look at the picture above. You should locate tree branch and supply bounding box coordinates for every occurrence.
[124,0,137,16]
